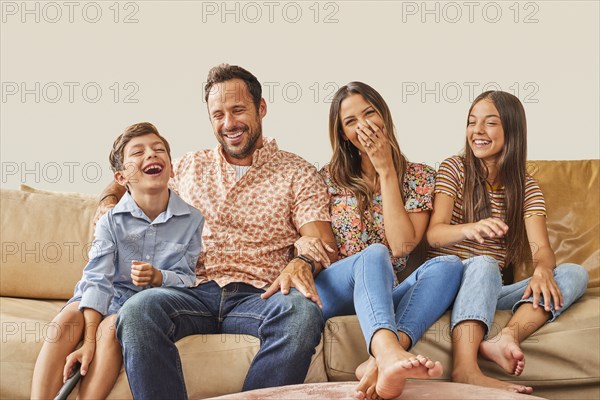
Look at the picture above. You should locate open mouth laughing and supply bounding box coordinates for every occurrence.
[142,163,164,176]
[473,139,492,148]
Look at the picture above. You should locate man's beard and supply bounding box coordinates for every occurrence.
[221,123,262,160]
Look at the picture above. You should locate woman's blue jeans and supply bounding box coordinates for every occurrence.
[315,243,464,353]
[451,255,589,336]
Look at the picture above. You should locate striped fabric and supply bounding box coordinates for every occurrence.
[427,156,546,269]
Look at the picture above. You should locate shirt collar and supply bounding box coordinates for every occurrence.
[215,136,279,169]
[113,190,190,223]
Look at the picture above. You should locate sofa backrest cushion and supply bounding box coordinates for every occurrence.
[1,159,598,301]
[1,188,96,299]
[515,160,599,287]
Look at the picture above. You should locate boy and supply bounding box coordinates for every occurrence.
[31,122,204,399]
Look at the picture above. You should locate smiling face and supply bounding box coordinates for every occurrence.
[114,133,173,194]
[339,94,385,152]
[467,98,505,165]
[207,78,266,165]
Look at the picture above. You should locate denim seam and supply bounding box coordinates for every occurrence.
[359,252,399,353]
[174,354,187,398]
[359,252,379,325]
[395,277,420,346]
[226,312,266,321]
[395,325,417,351]
[168,310,212,318]
[217,287,226,327]
[512,298,558,323]
[451,316,492,338]
[367,323,399,339]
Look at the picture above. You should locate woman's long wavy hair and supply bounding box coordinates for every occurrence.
[463,90,530,269]
[328,82,407,222]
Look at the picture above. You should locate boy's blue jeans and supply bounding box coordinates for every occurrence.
[315,243,464,353]
[116,281,323,399]
[451,255,589,336]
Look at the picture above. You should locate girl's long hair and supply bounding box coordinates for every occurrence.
[328,82,407,220]
[463,90,530,269]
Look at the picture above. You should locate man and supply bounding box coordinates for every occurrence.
[93,64,336,398]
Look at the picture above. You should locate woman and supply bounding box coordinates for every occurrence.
[298,82,463,400]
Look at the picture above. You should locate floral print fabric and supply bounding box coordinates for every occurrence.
[320,162,435,276]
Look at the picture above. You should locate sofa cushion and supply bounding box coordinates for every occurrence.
[0,298,66,399]
[0,297,327,399]
[0,189,96,299]
[324,288,600,400]
[19,184,98,201]
[518,160,599,287]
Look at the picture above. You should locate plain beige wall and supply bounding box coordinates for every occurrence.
[1,0,598,194]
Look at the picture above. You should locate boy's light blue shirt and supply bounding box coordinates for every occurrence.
[74,190,204,316]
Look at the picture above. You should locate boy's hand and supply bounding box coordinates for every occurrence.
[131,260,163,287]
[63,343,94,382]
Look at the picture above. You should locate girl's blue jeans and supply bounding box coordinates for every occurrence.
[451,255,589,336]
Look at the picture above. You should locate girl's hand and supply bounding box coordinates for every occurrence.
[523,267,564,311]
[294,236,336,267]
[461,218,509,244]
[356,119,394,175]
[63,342,95,382]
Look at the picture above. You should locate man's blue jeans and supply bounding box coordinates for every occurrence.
[116,281,324,399]
[451,255,589,336]
[315,243,463,353]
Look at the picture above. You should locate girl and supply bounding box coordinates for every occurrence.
[296,82,463,400]
[427,91,588,393]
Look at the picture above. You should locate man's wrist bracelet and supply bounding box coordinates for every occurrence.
[99,193,118,204]
[294,254,315,274]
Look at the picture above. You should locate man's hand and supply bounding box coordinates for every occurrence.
[131,260,163,287]
[261,258,322,308]
[93,183,126,225]
[93,196,118,225]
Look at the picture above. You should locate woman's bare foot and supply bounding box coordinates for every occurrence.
[355,352,442,400]
[452,367,533,394]
[356,357,373,380]
[376,351,442,399]
[479,328,526,375]
[355,357,379,400]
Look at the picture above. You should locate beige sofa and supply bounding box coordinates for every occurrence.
[1,160,598,399]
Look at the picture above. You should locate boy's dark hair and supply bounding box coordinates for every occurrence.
[204,63,262,110]
[109,122,172,172]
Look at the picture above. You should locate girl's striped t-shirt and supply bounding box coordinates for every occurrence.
[427,156,546,269]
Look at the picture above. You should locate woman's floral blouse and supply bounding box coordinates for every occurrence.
[320,162,436,278]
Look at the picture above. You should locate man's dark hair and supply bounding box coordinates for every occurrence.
[204,63,262,109]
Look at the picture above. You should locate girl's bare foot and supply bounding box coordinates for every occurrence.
[452,367,533,394]
[479,329,526,375]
